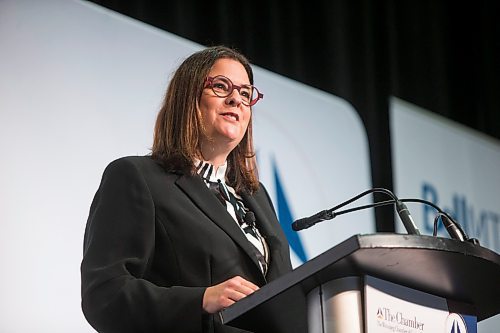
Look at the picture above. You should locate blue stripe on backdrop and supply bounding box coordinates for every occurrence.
[272,158,308,263]
[463,314,477,333]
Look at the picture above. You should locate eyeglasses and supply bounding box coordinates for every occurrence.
[204,75,263,106]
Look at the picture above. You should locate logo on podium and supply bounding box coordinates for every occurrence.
[376,308,384,320]
[445,313,467,333]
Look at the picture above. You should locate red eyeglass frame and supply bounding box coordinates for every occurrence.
[205,75,264,106]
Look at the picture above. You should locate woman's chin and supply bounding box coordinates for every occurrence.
[216,129,244,143]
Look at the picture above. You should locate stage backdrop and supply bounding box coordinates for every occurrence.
[0,0,372,331]
[390,97,500,332]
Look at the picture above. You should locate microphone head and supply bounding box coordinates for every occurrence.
[291,218,306,231]
[292,210,335,231]
[244,211,256,225]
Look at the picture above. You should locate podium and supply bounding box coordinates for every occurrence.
[220,234,500,332]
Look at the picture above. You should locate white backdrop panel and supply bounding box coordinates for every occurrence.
[0,0,372,331]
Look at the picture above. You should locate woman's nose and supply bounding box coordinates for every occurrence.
[225,88,243,106]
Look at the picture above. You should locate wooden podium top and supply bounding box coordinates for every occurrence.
[221,233,500,327]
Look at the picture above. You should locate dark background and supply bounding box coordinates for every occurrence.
[87,0,500,231]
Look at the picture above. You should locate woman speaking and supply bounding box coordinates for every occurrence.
[81,46,306,333]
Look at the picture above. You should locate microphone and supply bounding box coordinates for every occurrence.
[292,188,420,235]
[291,210,335,231]
[292,192,472,242]
[244,211,256,226]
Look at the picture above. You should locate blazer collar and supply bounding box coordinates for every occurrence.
[175,174,266,277]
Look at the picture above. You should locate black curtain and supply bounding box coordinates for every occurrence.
[87,0,500,232]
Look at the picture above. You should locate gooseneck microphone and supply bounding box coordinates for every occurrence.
[291,188,382,231]
[292,190,473,243]
[292,188,421,235]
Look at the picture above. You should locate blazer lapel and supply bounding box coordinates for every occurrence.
[175,174,264,273]
[241,191,288,280]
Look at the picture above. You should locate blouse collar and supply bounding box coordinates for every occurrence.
[195,160,227,183]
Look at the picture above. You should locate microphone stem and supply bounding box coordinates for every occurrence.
[334,200,395,217]
[330,188,396,212]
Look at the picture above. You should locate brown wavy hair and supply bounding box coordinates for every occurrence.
[151,46,259,194]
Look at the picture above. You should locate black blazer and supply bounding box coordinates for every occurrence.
[81,156,307,333]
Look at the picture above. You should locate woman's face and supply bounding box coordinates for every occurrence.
[198,58,252,152]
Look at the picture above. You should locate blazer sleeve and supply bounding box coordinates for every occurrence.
[81,158,207,333]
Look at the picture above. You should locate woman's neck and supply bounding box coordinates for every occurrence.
[200,141,234,167]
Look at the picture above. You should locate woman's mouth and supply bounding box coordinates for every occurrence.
[221,112,239,121]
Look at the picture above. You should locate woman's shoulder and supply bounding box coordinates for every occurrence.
[247,182,273,205]
[99,155,184,192]
[101,155,168,178]
[105,155,157,169]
